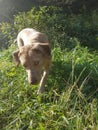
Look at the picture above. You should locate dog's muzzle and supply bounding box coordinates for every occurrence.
[29,78,39,85]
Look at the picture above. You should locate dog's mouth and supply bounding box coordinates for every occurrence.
[27,70,41,85]
[29,80,39,85]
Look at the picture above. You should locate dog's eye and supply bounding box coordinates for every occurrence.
[23,64,28,68]
[34,61,39,66]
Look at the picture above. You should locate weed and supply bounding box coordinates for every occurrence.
[0,45,98,130]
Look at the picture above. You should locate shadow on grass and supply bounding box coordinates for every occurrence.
[46,61,98,99]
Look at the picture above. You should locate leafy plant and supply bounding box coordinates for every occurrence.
[0,44,98,129]
[1,6,98,50]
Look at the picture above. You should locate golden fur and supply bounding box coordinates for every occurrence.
[13,28,51,94]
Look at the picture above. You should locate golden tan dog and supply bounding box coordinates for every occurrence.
[13,28,51,94]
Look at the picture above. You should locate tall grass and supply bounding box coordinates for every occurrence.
[0,44,98,130]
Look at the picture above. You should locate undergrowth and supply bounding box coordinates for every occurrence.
[0,44,98,130]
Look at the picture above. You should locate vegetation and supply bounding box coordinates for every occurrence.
[0,44,98,129]
[1,7,98,50]
[0,2,98,130]
[0,0,98,22]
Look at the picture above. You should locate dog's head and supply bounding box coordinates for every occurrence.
[13,43,51,85]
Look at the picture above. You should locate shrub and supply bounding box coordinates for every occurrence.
[1,6,98,50]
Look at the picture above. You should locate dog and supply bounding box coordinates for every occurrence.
[13,28,51,94]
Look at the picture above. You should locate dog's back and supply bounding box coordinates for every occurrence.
[17,28,48,48]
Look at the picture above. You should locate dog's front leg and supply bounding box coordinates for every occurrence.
[37,53,51,94]
[37,70,49,94]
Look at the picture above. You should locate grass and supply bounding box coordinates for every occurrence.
[0,44,98,130]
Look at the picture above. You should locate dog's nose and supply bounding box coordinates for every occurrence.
[30,79,38,85]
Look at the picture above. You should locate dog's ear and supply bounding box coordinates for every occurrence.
[39,43,51,56]
[12,50,20,66]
